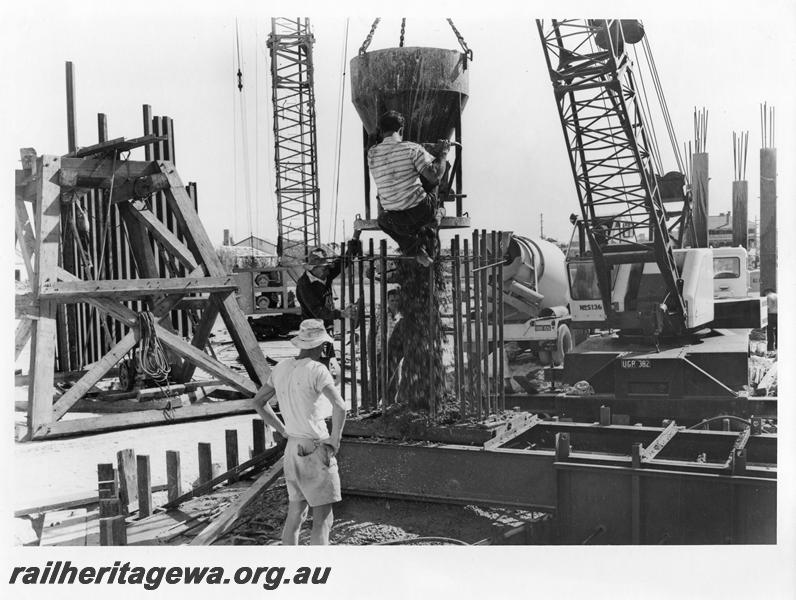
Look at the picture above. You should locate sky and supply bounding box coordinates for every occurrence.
[2,1,795,597]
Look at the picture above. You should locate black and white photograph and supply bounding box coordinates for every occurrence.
[2,1,794,598]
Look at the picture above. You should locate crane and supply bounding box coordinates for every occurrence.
[233,18,321,331]
[537,19,693,338]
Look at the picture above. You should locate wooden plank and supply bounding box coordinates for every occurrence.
[189,457,284,546]
[125,509,197,545]
[116,201,162,280]
[225,430,239,481]
[15,317,33,360]
[252,419,266,455]
[65,62,77,152]
[116,449,138,514]
[67,134,168,158]
[40,276,237,300]
[16,291,37,318]
[31,399,255,440]
[99,499,121,519]
[97,463,116,499]
[40,508,92,546]
[14,485,169,518]
[159,161,270,386]
[153,323,257,394]
[198,443,213,486]
[162,443,283,509]
[137,455,153,518]
[99,515,127,546]
[166,450,182,503]
[641,421,679,462]
[27,155,63,435]
[15,196,36,280]
[176,296,221,382]
[126,206,198,270]
[59,157,159,188]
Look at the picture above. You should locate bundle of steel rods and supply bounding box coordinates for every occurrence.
[340,230,507,421]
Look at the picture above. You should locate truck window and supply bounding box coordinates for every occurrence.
[713,256,740,279]
[568,262,600,300]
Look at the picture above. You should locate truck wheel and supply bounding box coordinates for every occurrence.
[552,324,573,367]
[538,350,552,366]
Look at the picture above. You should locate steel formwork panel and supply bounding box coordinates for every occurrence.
[339,417,776,544]
[556,462,776,544]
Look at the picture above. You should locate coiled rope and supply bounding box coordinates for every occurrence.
[136,311,171,384]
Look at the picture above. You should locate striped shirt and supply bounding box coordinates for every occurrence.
[367,137,435,211]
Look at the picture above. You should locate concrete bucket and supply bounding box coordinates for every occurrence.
[350,47,469,143]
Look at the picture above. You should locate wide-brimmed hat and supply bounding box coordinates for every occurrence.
[291,319,334,349]
[303,247,334,271]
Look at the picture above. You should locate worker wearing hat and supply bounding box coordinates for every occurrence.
[295,247,357,332]
[250,319,347,545]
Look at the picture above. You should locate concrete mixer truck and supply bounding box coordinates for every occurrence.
[496,234,578,367]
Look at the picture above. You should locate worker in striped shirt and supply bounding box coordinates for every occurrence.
[368,110,449,267]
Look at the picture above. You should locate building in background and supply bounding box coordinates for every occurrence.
[708,212,757,250]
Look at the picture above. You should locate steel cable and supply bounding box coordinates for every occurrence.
[136,311,171,384]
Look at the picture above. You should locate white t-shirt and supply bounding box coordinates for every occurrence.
[267,357,342,440]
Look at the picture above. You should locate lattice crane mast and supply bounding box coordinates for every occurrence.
[537,19,689,336]
[267,17,321,264]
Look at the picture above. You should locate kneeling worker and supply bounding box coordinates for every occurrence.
[250,319,347,545]
[368,110,449,267]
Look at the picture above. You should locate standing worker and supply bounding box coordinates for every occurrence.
[373,286,403,402]
[295,246,358,332]
[368,110,450,267]
[250,319,347,545]
[764,288,778,351]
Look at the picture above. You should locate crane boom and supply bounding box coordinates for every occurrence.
[537,19,687,335]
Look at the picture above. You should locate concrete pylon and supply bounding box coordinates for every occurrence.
[731,181,748,248]
[691,153,709,248]
[759,148,777,291]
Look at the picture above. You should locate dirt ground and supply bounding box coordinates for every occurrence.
[207,479,544,546]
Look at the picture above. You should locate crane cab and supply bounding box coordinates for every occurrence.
[567,249,715,333]
[712,246,750,299]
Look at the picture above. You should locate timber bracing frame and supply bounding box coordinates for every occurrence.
[15,145,271,440]
[537,19,687,330]
[267,17,321,263]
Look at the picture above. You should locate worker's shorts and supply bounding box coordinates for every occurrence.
[283,437,341,507]
[377,194,438,255]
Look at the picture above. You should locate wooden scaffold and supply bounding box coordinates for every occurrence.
[15,141,271,440]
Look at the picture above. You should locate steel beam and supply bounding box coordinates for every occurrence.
[339,438,557,510]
